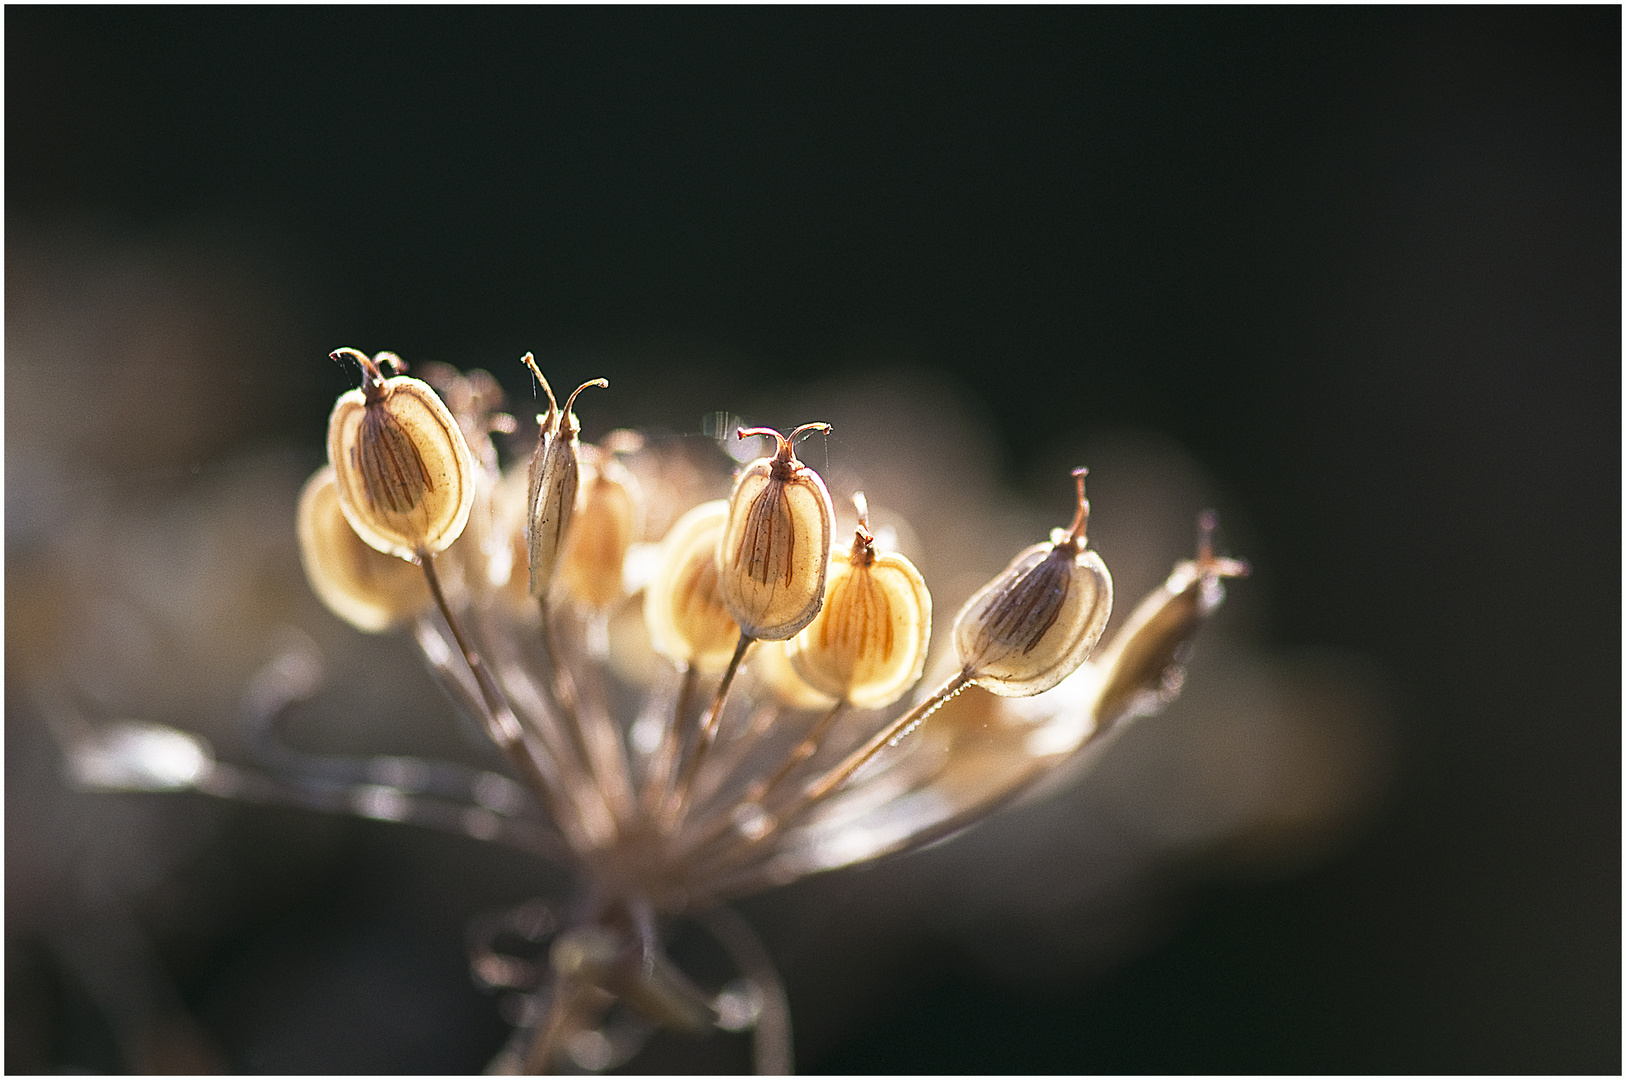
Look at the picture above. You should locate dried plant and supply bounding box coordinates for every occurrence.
[50,349,1250,1074]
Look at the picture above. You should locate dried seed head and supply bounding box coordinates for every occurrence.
[787,493,932,708]
[297,465,432,632]
[716,424,835,641]
[556,452,644,611]
[644,500,741,674]
[522,353,607,598]
[952,467,1113,697]
[327,349,477,560]
[1091,510,1249,727]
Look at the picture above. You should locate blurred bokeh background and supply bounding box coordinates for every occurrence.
[6,7,1617,1073]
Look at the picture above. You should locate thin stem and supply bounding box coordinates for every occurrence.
[421,554,562,824]
[522,971,588,1075]
[563,609,637,829]
[674,700,846,867]
[194,760,570,864]
[684,700,781,819]
[797,669,971,808]
[536,596,607,811]
[753,700,847,807]
[663,633,752,828]
[459,610,614,851]
[479,599,584,796]
[641,663,697,818]
[698,670,972,874]
[697,906,793,1075]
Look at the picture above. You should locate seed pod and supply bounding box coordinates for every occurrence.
[716,424,835,641]
[488,465,537,612]
[644,500,741,674]
[297,465,432,632]
[756,638,839,709]
[557,451,645,611]
[437,469,500,603]
[327,349,477,560]
[788,494,931,708]
[1091,510,1248,727]
[953,467,1113,697]
[522,353,607,598]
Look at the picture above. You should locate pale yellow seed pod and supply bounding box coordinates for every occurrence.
[1091,510,1248,727]
[787,496,931,708]
[557,454,644,611]
[952,468,1113,697]
[326,349,477,560]
[755,639,839,709]
[716,424,835,641]
[489,465,536,612]
[297,465,432,632]
[644,500,741,674]
[521,353,607,599]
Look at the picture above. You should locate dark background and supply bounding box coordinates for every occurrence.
[7,6,1619,1073]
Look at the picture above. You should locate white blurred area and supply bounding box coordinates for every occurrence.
[6,227,1393,1070]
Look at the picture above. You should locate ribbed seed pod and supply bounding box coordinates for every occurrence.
[716,424,835,641]
[644,500,741,674]
[788,494,931,708]
[326,349,477,560]
[952,468,1113,697]
[522,353,607,599]
[557,453,644,611]
[1091,510,1248,727]
[297,465,432,632]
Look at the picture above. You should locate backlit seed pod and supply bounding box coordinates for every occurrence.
[788,494,931,708]
[489,465,537,612]
[327,349,477,560]
[716,424,835,641]
[522,352,608,599]
[953,468,1113,697]
[297,465,432,632]
[557,453,644,611]
[438,469,499,603]
[756,639,839,710]
[1091,510,1248,728]
[644,500,741,674]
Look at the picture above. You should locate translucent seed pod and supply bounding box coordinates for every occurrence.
[644,500,741,674]
[522,353,607,598]
[716,424,835,641]
[1091,510,1249,727]
[326,349,477,560]
[556,452,645,611]
[297,465,432,632]
[787,493,931,709]
[756,639,839,710]
[488,465,536,612]
[952,467,1113,697]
